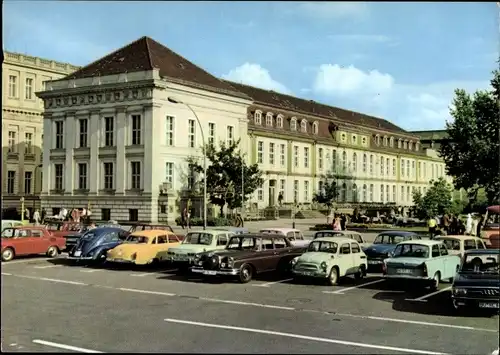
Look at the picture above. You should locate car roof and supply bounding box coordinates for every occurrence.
[259,228,299,233]
[313,237,358,244]
[314,230,360,235]
[91,226,126,233]
[130,229,174,237]
[377,230,418,236]
[464,249,500,255]
[397,240,442,246]
[186,229,227,235]
[435,235,482,241]
[237,233,291,239]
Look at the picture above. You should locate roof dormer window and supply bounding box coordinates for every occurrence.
[290,117,297,131]
[254,110,262,125]
[398,138,402,148]
[266,112,273,127]
[375,135,381,146]
[415,142,420,151]
[300,119,307,133]
[409,141,413,151]
[276,114,284,128]
[383,136,388,146]
[403,140,408,149]
[312,121,319,135]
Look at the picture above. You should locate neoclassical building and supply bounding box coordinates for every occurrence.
[2,51,79,212]
[37,36,447,222]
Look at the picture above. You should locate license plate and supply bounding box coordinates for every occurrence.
[396,268,413,274]
[368,260,382,265]
[74,251,81,257]
[300,271,314,276]
[479,302,499,309]
[203,270,217,275]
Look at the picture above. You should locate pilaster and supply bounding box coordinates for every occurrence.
[64,113,76,194]
[89,110,100,195]
[41,116,52,195]
[115,107,127,194]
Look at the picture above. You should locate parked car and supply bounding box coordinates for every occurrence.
[191,233,305,283]
[451,249,499,312]
[481,205,500,248]
[1,226,65,262]
[383,240,461,290]
[67,227,129,263]
[313,230,369,249]
[434,235,487,258]
[214,227,248,235]
[363,231,422,270]
[167,230,234,271]
[126,223,183,240]
[1,220,25,231]
[259,228,310,247]
[291,237,367,285]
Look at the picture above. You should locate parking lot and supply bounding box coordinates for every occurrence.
[1,255,498,354]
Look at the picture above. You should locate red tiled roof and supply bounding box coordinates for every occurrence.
[61,36,248,99]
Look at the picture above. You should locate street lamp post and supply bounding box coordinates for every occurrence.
[20,197,25,224]
[168,97,207,230]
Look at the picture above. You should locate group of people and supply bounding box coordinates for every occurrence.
[428,213,484,238]
[23,208,46,225]
[330,214,349,231]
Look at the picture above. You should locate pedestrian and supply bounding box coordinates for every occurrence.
[470,215,478,236]
[428,216,437,238]
[33,209,40,226]
[465,214,473,235]
[186,208,191,229]
[477,214,484,237]
[41,208,46,224]
[340,214,346,231]
[458,219,466,235]
[181,208,187,229]
[24,208,30,223]
[333,215,341,231]
[443,213,450,234]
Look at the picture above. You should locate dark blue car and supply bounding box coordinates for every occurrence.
[67,227,129,263]
[363,231,422,269]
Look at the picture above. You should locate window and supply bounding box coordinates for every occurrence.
[407,160,410,178]
[54,164,63,190]
[407,186,410,201]
[318,148,323,170]
[352,184,358,202]
[386,158,390,176]
[8,131,16,153]
[351,243,360,253]
[293,146,299,167]
[369,184,374,202]
[361,137,367,145]
[25,78,33,99]
[280,179,285,199]
[280,144,285,166]
[257,188,263,201]
[166,116,175,146]
[423,162,426,178]
[341,183,347,202]
[165,162,174,184]
[24,171,32,194]
[290,118,297,131]
[383,136,388,146]
[257,141,264,164]
[332,150,337,172]
[398,139,402,148]
[362,184,367,202]
[300,119,307,133]
[8,75,17,97]
[269,143,275,165]
[340,243,351,254]
[207,122,215,146]
[392,185,396,202]
[101,209,111,221]
[362,154,367,173]
[266,113,273,126]
[318,180,324,193]
[104,117,114,147]
[352,135,357,144]
[217,234,228,246]
[401,159,405,177]
[78,163,87,190]
[7,171,15,194]
[131,115,141,145]
[404,141,408,149]
[293,180,299,202]
[409,142,413,150]
[312,122,318,134]
[304,147,309,168]
[226,126,234,146]
[401,186,405,201]
[276,115,283,128]
[79,119,88,148]
[431,245,440,258]
[352,153,357,172]
[369,155,373,175]
[304,181,309,201]
[375,135,380,145]
[412,161,416,178]
[390,137,394,147]
[380,185,384,202]
[103,162,114,189]
[25,132,33,154]
[254,111,262,125]
[392,159,396,176]
[386,184,390,202]
[129,209,139,222]
[131,161,141,189]
[342,151,347,171]
[188,119,196,148]
[380,156,384,175]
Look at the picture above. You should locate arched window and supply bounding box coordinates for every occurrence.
[300,119,307,133]
[362,184,367,202]
[266,113,273,127]
[254,110,262,125]
[381,185,385,203]
[341,183,347,202]
[312,121,319,135]
[375,135,381,145]
[380,156,384,176]
[398,139,402,148]
[389,137,394,147]
[276,114,283,128]
[415,142,420,151]
[392,185,396,202]
[386,184,390,203]
[409,141,413,150]
[383,136,388,146]
[352,184,358,202]
[332,149,337,172]
[342,151,347,171]
[362,154,367,173]
[403,140,408,149]
[352,153,357,172]
[386,158,390,176]
[290,117,297,131]
[369,184,374,202]
[369,155,374,175]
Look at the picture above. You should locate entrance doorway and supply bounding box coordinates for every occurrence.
[268,180,276,206]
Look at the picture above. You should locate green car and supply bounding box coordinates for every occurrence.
[166,229,234,271]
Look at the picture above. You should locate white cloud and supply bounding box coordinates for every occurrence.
[298,2,369,20]
[222,63,291,94]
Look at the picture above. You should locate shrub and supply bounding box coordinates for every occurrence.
[174,217,232,227]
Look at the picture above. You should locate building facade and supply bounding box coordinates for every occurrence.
[37,36,448,222]
[2,51,79,212]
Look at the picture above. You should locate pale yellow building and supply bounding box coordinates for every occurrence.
[2,51,79,212]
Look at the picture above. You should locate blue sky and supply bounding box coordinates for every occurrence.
[3,1,498,130]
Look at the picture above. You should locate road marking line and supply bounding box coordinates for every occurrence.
[80,269,100,273]
[253,278,293,287]
[1,272,12,276]
[13,274,87,286]
[118,287,176,297]
[199,297,295,310]
[163,318,449,355]
[130,273,152,277]
[407,286,452,302]
[1,258,52,265]
[33,265,62,269]
[323,279,385,294]
[32,339,103,353]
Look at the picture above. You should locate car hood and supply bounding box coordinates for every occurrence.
[364,244,397,254]
[169,245,212,255]
[297,252,332,264]
[385,257,427,266]
[453,272,500,288]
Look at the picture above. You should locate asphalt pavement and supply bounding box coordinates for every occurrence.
[1,255,498,354]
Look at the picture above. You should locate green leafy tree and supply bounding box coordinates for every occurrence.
[440,70,500,204]
[187,139,263,215]
[412,178,458,219]
[313,175,339,221]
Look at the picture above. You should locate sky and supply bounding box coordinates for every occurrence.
[3,1,498,131]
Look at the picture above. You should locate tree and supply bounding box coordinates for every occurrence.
[313,175,339,221]
[187,139,263,215]
[440,70,500,204]
[412,178,458,219]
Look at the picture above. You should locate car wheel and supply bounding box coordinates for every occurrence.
[354,265,365,280]
[2,248,15,262]
[238,264,253,283]
[327,267,339,286]
[430,272,440,291]
[46,246,59,258]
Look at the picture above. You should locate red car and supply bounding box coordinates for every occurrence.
[1,226,66,262]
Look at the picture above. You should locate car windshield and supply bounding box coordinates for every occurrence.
[125,235,149,244]
[226,236,257,250]
[392,244,429,258]
[314,232,344,239]
[307,241,338,253]
[182,233,213,245]
[461,254,500,274]
[81,231,97,240]
[374,234,405,245]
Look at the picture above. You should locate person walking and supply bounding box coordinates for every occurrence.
[41,208,46,224]
[428,217,437,238]
[33,209,40,226]
[470,215,479,236]
[465,214,473,235]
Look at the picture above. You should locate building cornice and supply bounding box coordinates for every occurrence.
[3,51,80,75]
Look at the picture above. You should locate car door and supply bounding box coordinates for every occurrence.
[33,229,51,254]
[259,237,279,272]
[10,229,32,255]
[428,244,442,277]
[350,242,366,270]
[437,244,450,278]
[338,243,354,276]
[273,237,294,266]
[351,233,365,248]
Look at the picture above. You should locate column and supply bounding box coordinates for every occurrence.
[18,125,26,195]
[143,104,154,195]
[115,107,127,194]
[41,116,52,195]
[64,113,75,194]
[89,110,100,195]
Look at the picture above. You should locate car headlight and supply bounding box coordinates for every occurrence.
[221,262,226,268]
[453,288,467,295]
[194,253,201,261]
[320,261,327,271]
[197,261,203,266]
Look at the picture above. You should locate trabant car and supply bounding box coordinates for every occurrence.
[191,233,305,283]
[1,226,65,261]
[451,249,500,312]
[107,230,181,265]
[1,220,25,231]
[383,240,461,290]
[291,237,367,285]
[363,231,422,270]
[166,229,234,271]
[68,227,129,262]
[259,227,310,247]
[313,230,369,249]
[434,235,487,258]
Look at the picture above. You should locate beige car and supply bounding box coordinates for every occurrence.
[434,235,487,257]
[259,228,310,247]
